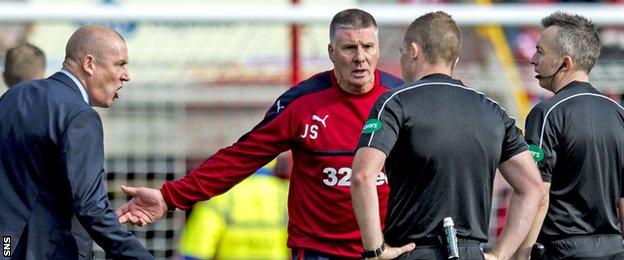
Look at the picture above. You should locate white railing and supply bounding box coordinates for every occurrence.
[0,3,622,25]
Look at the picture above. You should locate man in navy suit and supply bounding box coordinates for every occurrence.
[2,42,96,259]
[0,24,152,259]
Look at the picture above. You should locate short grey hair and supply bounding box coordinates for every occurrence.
[541,11,600,73]
[329,9,378,43]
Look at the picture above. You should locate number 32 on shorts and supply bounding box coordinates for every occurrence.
[322,167,388,187]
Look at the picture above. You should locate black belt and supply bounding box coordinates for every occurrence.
[413,236,480,246]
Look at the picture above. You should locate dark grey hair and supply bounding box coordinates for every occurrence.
[541,12,600,73]
[329,9,378,43]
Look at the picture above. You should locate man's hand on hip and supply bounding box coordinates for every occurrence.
[370,243,415,259]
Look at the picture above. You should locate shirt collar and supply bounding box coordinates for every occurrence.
[556,80,592,94]
[421,73,453,80]
[59,69,89,105]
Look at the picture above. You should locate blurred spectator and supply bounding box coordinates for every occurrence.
[512,28,540,63]
[3,43,45,87]
[178,153,291,260]
[0,0,35,60]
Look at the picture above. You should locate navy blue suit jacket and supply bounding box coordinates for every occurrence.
[0,72,153,259]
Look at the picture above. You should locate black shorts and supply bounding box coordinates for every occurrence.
[542,234,624,259]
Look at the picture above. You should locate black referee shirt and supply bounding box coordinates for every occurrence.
[525,81,624,241]
[357,74,528,246]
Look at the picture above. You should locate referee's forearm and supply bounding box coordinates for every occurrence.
[351,147,386,250]
[491,187,542,259]
[352,173,383,250]
[513,182,550,259]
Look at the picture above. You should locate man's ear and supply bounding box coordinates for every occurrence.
[561,55,574,72]
[83,55,95,76]
[328,43,335,63]
[410,42,420,60]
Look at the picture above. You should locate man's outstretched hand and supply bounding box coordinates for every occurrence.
[116,185,168,226]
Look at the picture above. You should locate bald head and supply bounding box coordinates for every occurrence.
[64,24,126,68]
[62,24,130,108]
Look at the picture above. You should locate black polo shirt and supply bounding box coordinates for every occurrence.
[357,74,528,246]
[525,81,624,241]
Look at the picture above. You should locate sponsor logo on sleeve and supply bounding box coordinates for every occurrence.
[362,119,382,133]
[528,144,544,162]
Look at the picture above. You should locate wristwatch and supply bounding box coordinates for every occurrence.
[362,243,385,258]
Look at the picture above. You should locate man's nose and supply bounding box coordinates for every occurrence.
[121,69,130,82]
[529,53,538,66]
[354,46,366,63]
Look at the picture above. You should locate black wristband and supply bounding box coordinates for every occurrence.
[362,243,385,258]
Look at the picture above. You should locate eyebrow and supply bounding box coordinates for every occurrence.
[361,40,376,45]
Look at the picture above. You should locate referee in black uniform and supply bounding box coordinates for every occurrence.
[520,12,624,259]
[350,11,544,260]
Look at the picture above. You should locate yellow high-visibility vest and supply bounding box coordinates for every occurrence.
[179,168,289,260]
